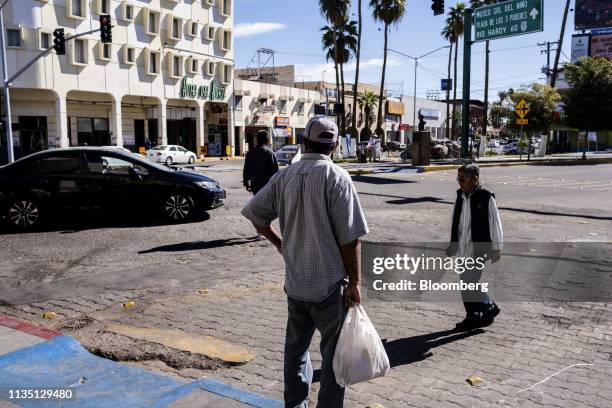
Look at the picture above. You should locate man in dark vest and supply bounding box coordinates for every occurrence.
[243,130,279,240]
[448,163,503,330]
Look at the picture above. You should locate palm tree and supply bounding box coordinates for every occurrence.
[358,90,377,137]
[441,23,455,139]
[321,25,341,125]
[470,1,497,136]
[352,0,363,141]
[370,0,406,144]
[446,3,465,138]
[319,0,351,134]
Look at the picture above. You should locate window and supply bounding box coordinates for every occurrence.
[122,2,134,21]
[222,64,232,85]
[205,25,215,41]
[25,154,82,175]
[167,52,182,78]
[204,0,215,6]
[123,46,135,64]
[40,32,51,50]
[173,18,180,39]
[173,56,180,77]
[187,57,198,74]
[280,100,287,114]
[220,0,232,17]
[187,20,198,37]
[68,0,86,19]
[298,103,305,115]
[85,153,149,176]
[98,0,110,14]
[206,60,215,76]
[167,15,182,40]
[72,39,88,66]
[77,118,110,146]
[145,49,160,75]
[235,96,243,111]
[221,30,231,51]
[144,9,160,36]
[6,28,22,48]
[98,43,112,61]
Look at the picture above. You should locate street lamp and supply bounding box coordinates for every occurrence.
[0,0,14,163]
[388,46,451,134]
[322,69,329,115]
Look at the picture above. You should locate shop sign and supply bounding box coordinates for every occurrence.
[419,108,441,120]
[386,101,405,115]
[250,114,271,126]
[591,33,612,61]
[180,78,226,101]
[275,117,290,127]
[260,105,276,113]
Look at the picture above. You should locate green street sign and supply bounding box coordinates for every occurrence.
[474,0,543,42]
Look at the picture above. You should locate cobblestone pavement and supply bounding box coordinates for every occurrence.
[1,164,611,407]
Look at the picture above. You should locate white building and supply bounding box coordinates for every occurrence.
[233,79,320,153]
[1,0,234,160]
[400,95,448,142]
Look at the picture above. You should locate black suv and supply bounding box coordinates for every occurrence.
[0,148,226,229]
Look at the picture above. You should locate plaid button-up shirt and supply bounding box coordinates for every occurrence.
[241,153,369,302]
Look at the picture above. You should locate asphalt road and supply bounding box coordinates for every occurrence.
[0,162,611,306]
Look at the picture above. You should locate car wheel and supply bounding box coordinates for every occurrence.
[163,193,194,221]
[188,156,195,164]
[165,156,173,166]
[7,197,41,229]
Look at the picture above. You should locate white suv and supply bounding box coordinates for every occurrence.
[146,145,197,165]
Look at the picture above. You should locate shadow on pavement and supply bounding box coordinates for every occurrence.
[351,176,416,185]
[312,328,484,383]
[0,212,211,235]
[139,237,259,254]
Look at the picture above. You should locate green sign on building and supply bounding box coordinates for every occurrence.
[474,0,543,42]
[180,78,226,101]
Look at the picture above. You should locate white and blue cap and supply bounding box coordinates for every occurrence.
[305,115,338,144]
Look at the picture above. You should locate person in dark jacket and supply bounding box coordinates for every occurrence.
[243,130,279,239]
[448,163,503,330]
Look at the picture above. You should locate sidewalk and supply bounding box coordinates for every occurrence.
[338,152,612,175]
[0,316,282,408]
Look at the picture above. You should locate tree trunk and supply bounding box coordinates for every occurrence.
[445,43,452,139]
[451,39,459,139]
[377,24,388,144]
[550,0,570,88]
[334,60,340,129]
[483,40,490,136]
[353,0,362,141]
[340,62,346,138]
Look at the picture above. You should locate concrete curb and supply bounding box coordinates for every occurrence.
[346,157,612,175]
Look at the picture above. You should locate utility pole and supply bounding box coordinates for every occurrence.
[0,0,14,163]
[550,0,571,88]
[538,41,559,83]
[461,8,473,159]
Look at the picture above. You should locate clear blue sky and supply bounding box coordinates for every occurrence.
[234,0,577,102]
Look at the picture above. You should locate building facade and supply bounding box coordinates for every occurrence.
[1,0,234,162]
[233,79,319,154]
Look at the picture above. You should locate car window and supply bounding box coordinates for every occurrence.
[85,153,149,176]
[178,147,187,153]
[20,154,82,175]
[152,145,166,151]
[169,147,178,152]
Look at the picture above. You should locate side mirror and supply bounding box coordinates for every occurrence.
[129,167,142,180]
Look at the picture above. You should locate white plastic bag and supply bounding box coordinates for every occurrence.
[333,304,390,387]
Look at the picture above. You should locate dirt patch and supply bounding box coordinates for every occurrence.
[71,323,225,371]
[53,316,95,331]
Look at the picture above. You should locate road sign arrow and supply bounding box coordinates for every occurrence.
[530,8,539,19]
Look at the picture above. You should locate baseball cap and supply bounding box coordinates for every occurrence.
[305,115,338,144]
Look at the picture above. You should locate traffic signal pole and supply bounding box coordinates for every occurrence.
[461,8,473,159]
[0,23,109,162]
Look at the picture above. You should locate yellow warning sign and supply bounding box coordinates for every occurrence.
[516,118,528,125]
[515,99,530,119]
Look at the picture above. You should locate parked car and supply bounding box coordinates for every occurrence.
[0,147,225,229]
[488,139,500,148]
[146,145,197,166]
[274,144,301,165]
[502,141,518,154]
[385,141,406,152]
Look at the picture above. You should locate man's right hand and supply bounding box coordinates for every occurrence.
[344,284,361,308]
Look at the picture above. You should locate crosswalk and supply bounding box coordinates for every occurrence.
[416,173,612,192]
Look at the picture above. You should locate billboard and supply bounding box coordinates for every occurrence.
[575,0,612,30]
[591,33,612,60]
[571,34,591,63]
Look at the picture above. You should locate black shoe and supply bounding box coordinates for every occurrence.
[480,303,501,327]
[456,316,481,331]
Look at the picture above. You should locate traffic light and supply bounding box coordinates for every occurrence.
[53,28,65,55]
[99,14,112,43]
[432,0,444,16]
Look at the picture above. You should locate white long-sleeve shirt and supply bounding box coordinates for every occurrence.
[452,192,504,258]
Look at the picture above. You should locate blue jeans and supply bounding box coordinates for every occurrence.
[284,284,347,408]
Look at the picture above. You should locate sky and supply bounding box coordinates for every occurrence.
[234,0,581,102]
